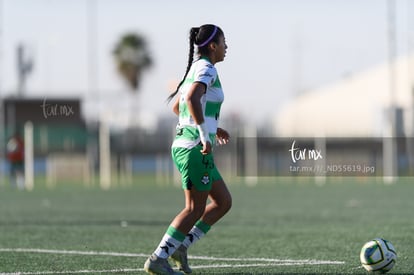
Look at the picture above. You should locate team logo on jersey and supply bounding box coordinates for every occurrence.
[201,174,210,185]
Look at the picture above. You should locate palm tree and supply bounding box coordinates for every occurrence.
[113,33,152,91]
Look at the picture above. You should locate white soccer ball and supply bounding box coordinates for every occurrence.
[360,238,397,273]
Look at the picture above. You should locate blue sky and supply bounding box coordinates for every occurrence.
[0,0,412,128]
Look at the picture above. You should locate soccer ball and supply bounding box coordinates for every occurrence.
[360,238,397,273]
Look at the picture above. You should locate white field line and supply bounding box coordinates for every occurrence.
[0,248,148,258]
[0,248,345,265]
[0,247,345,275]
[0,262,342,275]
[0,263,342,275]
[0,268,142,275]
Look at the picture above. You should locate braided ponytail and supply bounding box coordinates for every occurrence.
[167,27,199,102]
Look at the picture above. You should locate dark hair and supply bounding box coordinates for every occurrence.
[167,24,224,102]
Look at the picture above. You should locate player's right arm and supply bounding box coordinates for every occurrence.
[172,95,180,116]
[186,82,211,155]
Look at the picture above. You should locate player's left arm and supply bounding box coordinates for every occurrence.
[216,127,230,145]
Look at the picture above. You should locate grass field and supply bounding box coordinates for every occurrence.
[0,176,413,274]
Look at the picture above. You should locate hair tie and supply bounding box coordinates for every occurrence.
[197,26,218,47]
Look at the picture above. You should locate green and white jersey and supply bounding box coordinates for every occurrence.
[172,57,224,149]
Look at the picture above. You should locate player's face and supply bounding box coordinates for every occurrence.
[214,35,227,63]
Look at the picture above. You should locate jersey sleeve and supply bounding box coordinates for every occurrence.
[194,62,217,88]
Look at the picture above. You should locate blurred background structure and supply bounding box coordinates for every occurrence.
[1,0,414,188]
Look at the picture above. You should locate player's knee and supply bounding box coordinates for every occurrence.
[222,193,232,213]
[215,193,232,214]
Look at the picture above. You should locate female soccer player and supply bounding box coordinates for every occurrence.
[144,24,232,275]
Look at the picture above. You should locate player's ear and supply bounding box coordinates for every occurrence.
[209,42,217,52]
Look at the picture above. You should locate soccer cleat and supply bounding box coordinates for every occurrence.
[171,245,192,274]
[144,254,183,275]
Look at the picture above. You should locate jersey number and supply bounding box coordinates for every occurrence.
[202,155,215,169]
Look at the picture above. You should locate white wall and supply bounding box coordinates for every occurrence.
[275,54,414,137]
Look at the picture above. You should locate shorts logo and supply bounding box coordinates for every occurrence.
[201,174,210,185]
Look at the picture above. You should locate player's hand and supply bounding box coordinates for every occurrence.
[200,141,212,155]
[216,127,230,145]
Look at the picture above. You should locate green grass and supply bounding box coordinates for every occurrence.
[0,177,414,274]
